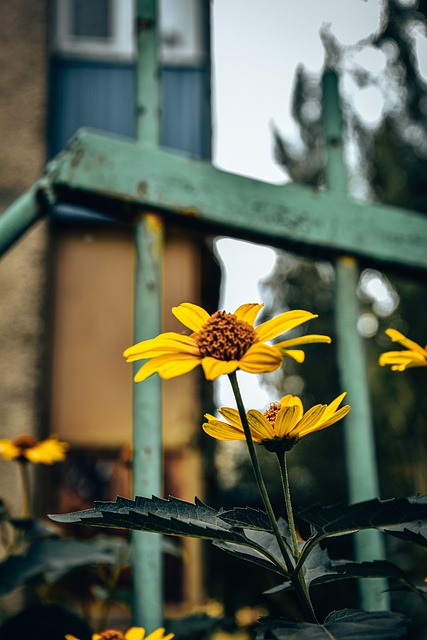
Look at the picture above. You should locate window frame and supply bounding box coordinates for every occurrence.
[53,0,135,61]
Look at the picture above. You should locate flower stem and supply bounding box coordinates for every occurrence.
[276,451,318,622]
[228,373,293,570]
[18,461,31,518]
[276,451,299,559]
[227,372,318,624]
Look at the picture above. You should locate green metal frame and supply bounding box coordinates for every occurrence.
[1,0,426,627]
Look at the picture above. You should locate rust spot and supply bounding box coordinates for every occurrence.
[182,207,199,217]
[70,147,84,168]
[138,181,147,197]
[136,17,154,31]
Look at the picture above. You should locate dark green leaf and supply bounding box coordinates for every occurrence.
[256,609,409,639]
[49,496,264,547]
[297,495,427,537]
[0,536,128,595]
[383,520,427,548]
[218,507,272,531]
[9,517,60,541]
[214,527,289,576]
[265,545,405,595]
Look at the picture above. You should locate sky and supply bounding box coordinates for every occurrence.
[209,0,392,408]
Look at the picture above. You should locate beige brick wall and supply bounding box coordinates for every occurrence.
[0,1,49,517]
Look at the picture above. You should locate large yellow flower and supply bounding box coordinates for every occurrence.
[65,627,174,640]
[202,393,350,451]
[0,435,68,464]
[124,302,331,382]
[379,328,427,371]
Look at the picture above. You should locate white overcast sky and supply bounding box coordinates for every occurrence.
[210,0,391,407]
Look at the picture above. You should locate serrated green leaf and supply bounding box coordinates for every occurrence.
[297,495,427,537]
[265,545,405,595]
[256,609,409,639]
[383,520,427,548]
[50,496,262,546]
[218,507,272,531]
[214,525,289,577]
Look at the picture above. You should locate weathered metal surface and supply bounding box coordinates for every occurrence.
[48,128,427,272]
[323,70,389,610]
[131,1,164,630]
[0,187,43,256]
[132,214,164,629]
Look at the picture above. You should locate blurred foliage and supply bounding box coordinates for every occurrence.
[208,0,427,632]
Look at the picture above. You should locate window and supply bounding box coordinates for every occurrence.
[159,0,207,66]
[53,0,135,61]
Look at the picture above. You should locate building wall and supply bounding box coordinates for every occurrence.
[0,1,49,516]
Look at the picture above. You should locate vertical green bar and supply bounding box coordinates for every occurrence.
[132,0,164,630]
[322,69,389,610]
[132,214,164,629]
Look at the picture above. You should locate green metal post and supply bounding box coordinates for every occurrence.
[322,69,390,610]
[132,0,164,629]
[0,187,43,257]
[132,214,164,629]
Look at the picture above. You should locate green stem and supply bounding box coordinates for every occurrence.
[276,451,299,559]
[18,461,31,518]
[227,372,318,624]
[276,450,318,621]
[228,373,292,568]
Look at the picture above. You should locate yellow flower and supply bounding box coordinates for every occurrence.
[379,328,427,371]
[65,627,174,640]
[203,393,350,452]
[124,302,331,382]
[0,435,68,464]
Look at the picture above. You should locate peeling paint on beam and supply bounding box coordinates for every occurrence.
[49,129,427,271]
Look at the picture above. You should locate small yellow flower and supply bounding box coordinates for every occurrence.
[379,328,427,371]
[0,435,68,464]
[65,627,174,640]
[203,393,350,452]
[124,302,331,382]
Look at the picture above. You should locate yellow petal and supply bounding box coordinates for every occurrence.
[239,344,282,373]
[144,631,174,640]
[309,405,350,434]
[65,636,79,640]
[280,349,305,363]
[379,351,426,369]
[321,392,347,420]
[385,328,426,356]
[172,303,211,332]
[126,627,146,640]
[273,406,301,438]
[233,303,264,326]
[246,410,275,441]
[279,395,304,414]
[124,334,199,361]
[255,310,317,342]
[218,407,243,428]
[26,438,68,464]
[0,440,20,460]
[203,417,246,441]
[275,334,332,348]
[201,357,239,380]
[134,354,201,381]
[288,405,326,438]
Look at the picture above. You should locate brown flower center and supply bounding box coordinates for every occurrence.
[98,631,127,640]
[13,435,37,451]
[263,402,282,426]
[261,402,299,453]
[195,311,259,361]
